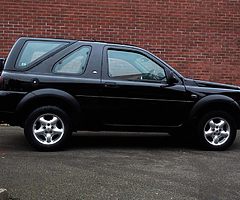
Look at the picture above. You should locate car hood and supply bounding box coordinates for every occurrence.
[193,79,240,90]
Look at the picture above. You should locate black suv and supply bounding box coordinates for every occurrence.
[0,37,240,151]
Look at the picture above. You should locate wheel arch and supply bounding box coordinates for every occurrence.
[189,95,240,128]
[16,89,81,128]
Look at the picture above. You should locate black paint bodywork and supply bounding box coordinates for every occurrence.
[1,37,240,131]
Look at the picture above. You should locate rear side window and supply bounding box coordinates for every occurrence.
[52,46,91,74]
[16,41,67,69]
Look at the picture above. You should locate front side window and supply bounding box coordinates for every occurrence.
[53,46,91,74]
[108,50,166,82]
[16,41,67,69]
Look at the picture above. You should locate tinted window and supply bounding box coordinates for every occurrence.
[53,46,91,74]
[16,41,67,69]
[108,50,166,82]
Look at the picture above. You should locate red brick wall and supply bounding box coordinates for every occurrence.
[0,0,240,84]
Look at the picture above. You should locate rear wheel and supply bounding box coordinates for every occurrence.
[24,106,72,151]
[196,111,236,151]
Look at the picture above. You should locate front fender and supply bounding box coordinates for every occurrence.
[189,94,240,123]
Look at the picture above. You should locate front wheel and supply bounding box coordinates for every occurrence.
[24,106,72,151]
[197,111,237,151]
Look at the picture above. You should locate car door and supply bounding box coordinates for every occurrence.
[100,46,194,128]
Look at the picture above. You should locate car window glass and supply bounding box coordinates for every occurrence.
[108,50,166,82]
[16,41,67,69]
[53,46,91,74]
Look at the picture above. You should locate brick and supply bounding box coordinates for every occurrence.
[0,0,239,84]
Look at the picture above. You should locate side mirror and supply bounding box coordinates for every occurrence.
[167,71,178,85]
[0,58,5,71]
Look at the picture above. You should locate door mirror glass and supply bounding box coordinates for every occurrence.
[0,58,5,71]
[167,71,178,84]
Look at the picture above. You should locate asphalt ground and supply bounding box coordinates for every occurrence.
[0,126,240,200]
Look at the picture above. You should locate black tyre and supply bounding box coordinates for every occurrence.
[197,111,237,151]
[24,106,72,151]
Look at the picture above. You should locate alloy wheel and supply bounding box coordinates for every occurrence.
[33,113,65,145]
[203,117,230,146]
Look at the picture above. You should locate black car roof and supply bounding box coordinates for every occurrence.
[19,37,138,49]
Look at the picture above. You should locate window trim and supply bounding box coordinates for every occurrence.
[15,40,70,71]
[52,45,92,76]
[106,48,167,83]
